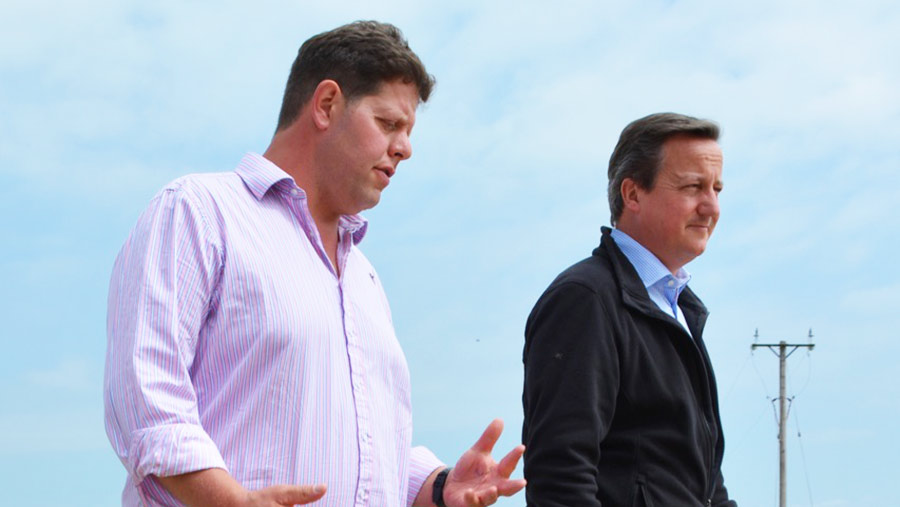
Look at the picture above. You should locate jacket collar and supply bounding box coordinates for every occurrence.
[595,226,708,335]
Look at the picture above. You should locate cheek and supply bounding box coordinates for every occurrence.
[358,126,388,153]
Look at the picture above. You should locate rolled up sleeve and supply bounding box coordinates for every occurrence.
[406,445,444,507]
[104,183,226,486]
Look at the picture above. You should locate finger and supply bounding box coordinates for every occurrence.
[479,486,499,506]
[496,444,525,477]
[496,478,527,497]
[463,488,487,507]
[470,418,504,454]
[271,483,327,505]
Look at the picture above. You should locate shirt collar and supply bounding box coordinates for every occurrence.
[235,152,369,244]
[235,152,295,199]
[339,215,368,245]
[609,227,691,290]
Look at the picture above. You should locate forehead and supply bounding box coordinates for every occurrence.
[659,136,723,176]
[352,80,419,113]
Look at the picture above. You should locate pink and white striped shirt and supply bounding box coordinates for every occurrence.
[104,153,443,506]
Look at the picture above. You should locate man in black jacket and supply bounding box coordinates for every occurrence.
[522,113,737,506]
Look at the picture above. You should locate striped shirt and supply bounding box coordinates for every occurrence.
[104,152,443,506]
[610,228,692,335]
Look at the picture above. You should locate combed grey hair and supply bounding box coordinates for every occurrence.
[607,112,720,225]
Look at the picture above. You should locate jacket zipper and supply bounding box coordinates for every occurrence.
[679,321,718,506]
[639,295,720,506]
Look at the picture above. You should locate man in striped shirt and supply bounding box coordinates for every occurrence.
[105,21,525,507]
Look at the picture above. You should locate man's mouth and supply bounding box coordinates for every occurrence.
[374,166,394,187]
[375,166,395,178]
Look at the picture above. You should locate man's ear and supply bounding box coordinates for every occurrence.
[620,177,642,213]
[310,79,343,130]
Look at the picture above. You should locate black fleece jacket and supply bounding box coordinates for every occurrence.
[522,228,737,507]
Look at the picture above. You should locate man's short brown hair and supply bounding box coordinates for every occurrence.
[275,21,435,131]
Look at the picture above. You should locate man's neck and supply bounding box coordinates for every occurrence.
[308,200,341,276]
[263,144,342,277]
[614,221,684,276]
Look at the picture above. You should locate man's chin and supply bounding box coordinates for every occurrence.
[691,242,708,258]
[368,192,383,208]
[348,189,383,213]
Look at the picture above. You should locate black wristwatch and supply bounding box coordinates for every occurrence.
[432,467,452,507]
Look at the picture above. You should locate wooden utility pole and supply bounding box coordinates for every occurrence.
[751,329,815,507]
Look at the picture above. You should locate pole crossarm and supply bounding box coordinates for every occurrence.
[752,342,815,358]
[751,343,815,349]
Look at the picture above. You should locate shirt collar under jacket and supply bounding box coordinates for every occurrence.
[234,152,369,245]
[610,227,691,313]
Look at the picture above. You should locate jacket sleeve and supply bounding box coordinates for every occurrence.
[103,184,227,490]
[522,281,619,507]
[711,468,738,507]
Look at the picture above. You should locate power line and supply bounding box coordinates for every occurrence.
[789,346,814,398]
[793,402,815,507]
[730,402,772,454]
[751,329,774,398]
[724,351,753,398]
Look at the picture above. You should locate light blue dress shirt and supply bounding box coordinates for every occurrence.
[610,228,693,336]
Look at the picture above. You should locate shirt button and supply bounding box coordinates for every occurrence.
[291,188,299,196]
[667,280,675,287]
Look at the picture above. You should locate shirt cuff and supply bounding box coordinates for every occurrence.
[127,423,228,483]
[407,445,445,507]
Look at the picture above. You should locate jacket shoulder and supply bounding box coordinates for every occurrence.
[544,247,615,296]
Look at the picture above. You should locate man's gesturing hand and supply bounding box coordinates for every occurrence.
[157,468,326,506]
[442,419,526,507]
[245,483,327,506]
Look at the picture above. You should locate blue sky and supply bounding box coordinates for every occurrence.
[2,1,899,505]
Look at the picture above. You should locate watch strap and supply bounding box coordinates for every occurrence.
[432,467,452,507]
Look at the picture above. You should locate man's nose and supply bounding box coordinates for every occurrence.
[391,132,412,161]
[699,189,720,217]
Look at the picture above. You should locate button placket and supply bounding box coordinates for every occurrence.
[343,287,373,505]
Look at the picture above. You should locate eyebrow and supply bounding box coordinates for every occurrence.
[672,173,723,188]
[377,108,413,127]
[672,173,703,183]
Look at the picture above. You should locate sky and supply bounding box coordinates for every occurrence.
[1,0,899,505]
